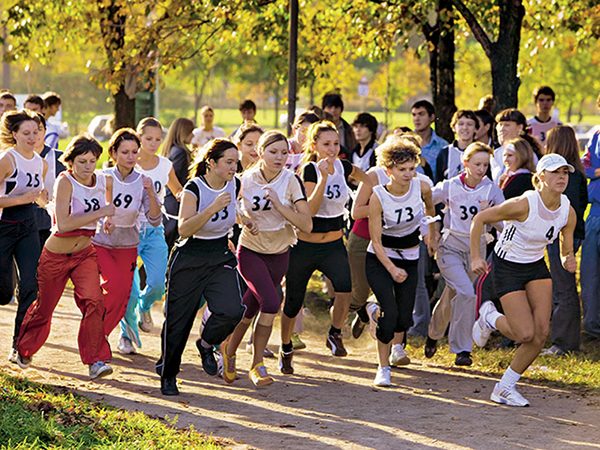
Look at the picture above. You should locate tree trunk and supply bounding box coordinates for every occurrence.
[113,85,136,130]
[274,87,279,128]
[567,102,573,123]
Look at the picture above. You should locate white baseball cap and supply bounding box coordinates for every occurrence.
[536,154,574,174]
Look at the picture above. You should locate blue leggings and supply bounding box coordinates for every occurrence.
[120,224,169,346]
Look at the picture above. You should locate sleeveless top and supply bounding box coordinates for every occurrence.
[189,176,238,240]
[446,144,465,180]
[105,167,145,228]
[52,171,107,236]
[311,159,349,218]
[351,167,389,240]
[495,190,570,263]
[0,149,44,220]
[240,167,295,232]
[136,156,172,224]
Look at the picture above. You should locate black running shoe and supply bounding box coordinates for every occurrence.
[196,339,218,375]
[455,351,473,366]
[161,377,179,396]
[424,336,438,359]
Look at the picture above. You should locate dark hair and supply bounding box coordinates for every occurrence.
[322,93,344,111]
[450,110,480,130]
[351,112,378,137]
[478,95,496,115]
[35,112,46,130]
[61,134,103,166]
[24,94,44,110]
[107,128,141,161]
[307,105,325,120]
[533,86,556,102]
[239,100,256,112]
[393,126,413,134]
[257,130,289,156]
[376,134,421,168]
[233,122,264,145]
[293,111,320,129]
[42,91,61,108]
[0,90,16,103]
[0,110,40,148]
[190,139,238,178]
[411,100,435,116]
[136,117,162,135]
[495,108,543,159]
[546,126,585,175]
[474,109,495,138]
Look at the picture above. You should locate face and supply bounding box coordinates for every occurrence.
[352,123,372,142]
[0,98,16,115]
[111,139,139,170]
[294,121,311,147]
[184,131,193,145]
[411,107,434,133]
[46,103,60,116]
[71,151,98,180]
[201,110,214,128]
[240,108,255,122]
[12,120,39,152]
[475,117,490,141]
[35,122,47,151]
[535,94,554,116]
[496,121,523,145]
[140,126,162,155]
[313,130,340,161]
[454,117,477,143]
[323,105,342,123]
[239,131,261,162]
[24,102,43,113]
[210,148,239,182]
[464,152,490,181]
[387,160,416,186]
[541,166,569,193]
[502,148,520,171]
[260,140,288,172]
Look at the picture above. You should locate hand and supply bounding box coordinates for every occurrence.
[211,192,231,213]
[242,216,259,235]
[426,231,440,257]
[479,200,491,211]
[142,175,154,193]
[561,254,577,273]
[103,217,116,235]
[316,159,330,177]
[471,256,488,276]
[263,186,282,210]
[175,190,183,201]
[20,190,41,204]
[38,189,49,206]
[100,203,116,217]
[498,173,508,186]
[389,266,408,283]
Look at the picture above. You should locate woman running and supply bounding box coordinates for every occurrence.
[471,153,577,406]
[426,143,504,366]
[92,129,161,339]
[17,134,115,379]
[222,131,311,386]
[367,134,438,386]
[118,118,183,354]
[0,110,47,362]
[280,121,370,371]
[156,139,249,396]
[161,118,195,249]
[233,122,264,173]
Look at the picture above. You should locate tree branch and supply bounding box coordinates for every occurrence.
[449,0,492,58]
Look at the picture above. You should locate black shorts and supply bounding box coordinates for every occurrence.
[491,252,551,298]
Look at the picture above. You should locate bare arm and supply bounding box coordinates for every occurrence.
[351,170,379,220]
[305,160,329,216]
[264,186,312,233]
[0,154,41,208]
[560,206,577,273]
[349,164,373,187]
[142,175,162,226]
[167,166,183,198]
[421,181,439,256]
[178,190,231,239]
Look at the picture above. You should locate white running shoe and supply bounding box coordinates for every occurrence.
[89,361,113,380]
[16,353,32,369]
[390,344,410,366]
[373,366,391,387]
[490,382,530,407]
[118,337,136,355]
[473,301,497,348]
[138,311,154,333]
[366,302,380,340]
[8,348,18,364]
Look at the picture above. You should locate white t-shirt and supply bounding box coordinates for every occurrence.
[527,116,561,147]
[192,127,226,148]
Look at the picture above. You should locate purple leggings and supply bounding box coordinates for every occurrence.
[237,246,290,318]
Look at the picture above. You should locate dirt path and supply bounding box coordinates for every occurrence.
[2,293,599,450]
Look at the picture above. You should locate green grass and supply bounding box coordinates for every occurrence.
[0,372,223,450]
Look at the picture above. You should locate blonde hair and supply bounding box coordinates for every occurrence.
[463,142,493,162]
[161,117,194,159]
[301,121,338,165]
[504,137,536,172]
[375,134,421,168]
[257,130,288,156]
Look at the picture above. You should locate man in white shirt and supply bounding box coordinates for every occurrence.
[192,106,226,148]
[527,86,561,148]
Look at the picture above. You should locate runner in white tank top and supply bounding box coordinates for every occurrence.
[119,119,184,354]
[427,143,504,366]
[470,154,577,407]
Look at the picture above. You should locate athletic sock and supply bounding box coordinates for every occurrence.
[486,310,503,330]
[499,366,521,390]
[357,304,369,323]
[281,342,293,353]
[329,326,341,336]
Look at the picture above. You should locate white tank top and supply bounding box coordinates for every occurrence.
[495,190,570,263]
[0,149,44,219]
[446,177,494,236]
[447,144,464,180]
[240,167,294,232]
[373,177,424,238]
[191,176,237,240]
[285,153,304,173]
[311,159,349,218]
[51,171,107,232]
[42,148,57,201]
[105,167,145,228]
[136,156,172,205]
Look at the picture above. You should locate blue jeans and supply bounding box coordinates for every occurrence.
[120,224,169,346]
[547,237,582,351]
[581,215,600,339]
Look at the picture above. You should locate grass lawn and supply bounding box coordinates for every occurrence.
[0,372,223,450]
